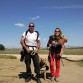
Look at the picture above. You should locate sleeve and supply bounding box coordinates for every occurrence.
[22,32,26,38]
[38,36,40,40]
[47,36,52,47]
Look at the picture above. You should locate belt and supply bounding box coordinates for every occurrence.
[26,45,37,50]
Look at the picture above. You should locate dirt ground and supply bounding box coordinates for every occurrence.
[0,54,83,83]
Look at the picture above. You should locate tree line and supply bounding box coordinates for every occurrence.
[0,44,5,50]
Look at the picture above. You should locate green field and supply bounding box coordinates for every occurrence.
[0,48,83,55]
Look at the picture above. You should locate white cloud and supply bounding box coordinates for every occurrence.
[28,16,40,21]
[44,5,83,9]
[36,16,40,19]
[14,23,25,27]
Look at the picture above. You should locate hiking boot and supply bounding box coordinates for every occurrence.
[36,78,42,83]
[50,77,54,81]
[54,77,59,82]
[25,76,31,82]
[20,58,24,62]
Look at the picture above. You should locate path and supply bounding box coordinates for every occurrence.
[0,54,83,60]
[0,54,83,83]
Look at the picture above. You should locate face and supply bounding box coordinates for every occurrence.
[29,23,34,33]
[55,29,60,36]
[41,58,46,64]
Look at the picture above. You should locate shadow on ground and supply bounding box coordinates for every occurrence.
[18,72,51,81]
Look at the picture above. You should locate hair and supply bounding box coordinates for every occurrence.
[55,28,65,44]
[55,27,62,34]
[28,22,35,27]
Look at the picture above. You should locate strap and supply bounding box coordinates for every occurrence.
[35,31,39,41]
[27,45,37,47]
[25,29,29,36]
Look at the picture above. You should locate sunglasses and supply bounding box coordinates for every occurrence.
[29,26,34,27]
[55,30,60,32]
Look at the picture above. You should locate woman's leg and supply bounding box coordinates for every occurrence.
[50,55,55,77]
[55,54,60,77]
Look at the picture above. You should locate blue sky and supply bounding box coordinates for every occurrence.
[0,0,83,48]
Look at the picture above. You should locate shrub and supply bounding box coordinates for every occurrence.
[0,44,5,50]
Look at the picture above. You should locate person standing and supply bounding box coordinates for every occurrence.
[47,28,67,82]
[20,22,41,83]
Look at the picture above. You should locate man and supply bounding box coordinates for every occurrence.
[20,22,41,83]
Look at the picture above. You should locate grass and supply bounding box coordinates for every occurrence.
[0,49,21,54]
[0,48,83,66]
[77,60,83,67]
[0,55,17,59]
[63,48,83,55]
[39,49,49,54]
[0,48,83,55]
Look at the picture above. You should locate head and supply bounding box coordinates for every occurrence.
[28,22,35,33]
[54,28,62,37]
[40,58,46,64]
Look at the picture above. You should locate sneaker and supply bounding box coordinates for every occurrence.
[36,78,41,83]
[50,77,54,81]
[54,77,59,82]
[25,76,31,82]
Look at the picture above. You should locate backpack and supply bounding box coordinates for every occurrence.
[25,29,39,41]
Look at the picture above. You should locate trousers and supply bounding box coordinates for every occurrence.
[49,53,60,77]
[24,52,40,77]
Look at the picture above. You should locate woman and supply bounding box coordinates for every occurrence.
[47,28,67,82]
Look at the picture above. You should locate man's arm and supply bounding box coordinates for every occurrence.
[20,36,30,53]
[37,40,41,49]
[34,40,41,54]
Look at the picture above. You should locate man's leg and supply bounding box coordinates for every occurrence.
[32,54,41,83]
[25,53,32,82]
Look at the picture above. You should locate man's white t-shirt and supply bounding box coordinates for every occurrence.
[22,31,40,50]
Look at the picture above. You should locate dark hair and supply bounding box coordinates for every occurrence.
[29,22,35,27]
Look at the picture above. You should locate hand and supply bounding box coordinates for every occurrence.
[33,48,38,54]
[49,44,52,47]
[48,56,50,62]
[26,48,30,53]
[60,52,63,56]
[57,54,61,59]
[52,41,57,47]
